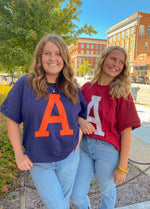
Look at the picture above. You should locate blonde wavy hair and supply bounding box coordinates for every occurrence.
[91,46,131,99]
[27,34,78,104]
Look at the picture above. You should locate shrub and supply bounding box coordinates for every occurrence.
[0,85,12,96]
[0,94,20,196]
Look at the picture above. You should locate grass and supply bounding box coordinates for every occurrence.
[0,93,20,197]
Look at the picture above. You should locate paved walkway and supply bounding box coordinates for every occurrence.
[132,104,150,144]
[116,201,150,209]
[116,104,150,208]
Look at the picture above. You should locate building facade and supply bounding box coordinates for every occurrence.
[69,37,107,75]
[106,12,150,79]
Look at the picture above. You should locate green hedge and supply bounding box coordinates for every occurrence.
[0,94,20,196]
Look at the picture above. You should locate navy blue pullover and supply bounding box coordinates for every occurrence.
[1,75,87,162]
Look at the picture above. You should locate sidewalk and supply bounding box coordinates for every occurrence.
[132,104,150,144]
[116,201,150,209]
[116,104,150,208]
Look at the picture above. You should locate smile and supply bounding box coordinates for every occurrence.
[48,63,57,66]
[111,68,118,72]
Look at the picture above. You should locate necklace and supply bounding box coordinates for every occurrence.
[49,84,56,93]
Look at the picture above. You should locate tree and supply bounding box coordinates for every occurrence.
[0,0,97,74]
[78,60,91,76]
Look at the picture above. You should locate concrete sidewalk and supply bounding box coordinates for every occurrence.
[116,201,150,209]
[130,135,150,176]
[130,104,150,176]
[116,104,150,208]
[115,135,150,209]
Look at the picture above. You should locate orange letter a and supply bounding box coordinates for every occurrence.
[35,94,73,137]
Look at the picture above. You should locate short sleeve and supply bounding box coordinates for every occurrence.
[78,87,87,119]
[0,75,27,123]
[117,94,141,132]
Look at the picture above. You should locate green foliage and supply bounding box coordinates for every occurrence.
[90,176,99,189]
[0,94,20,196]
[0,0,97,74]
[78,60,91,75]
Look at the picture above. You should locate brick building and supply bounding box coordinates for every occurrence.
[106,12,150,79]
[69,37,107,75]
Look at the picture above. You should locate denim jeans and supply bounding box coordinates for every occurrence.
[71,136,120,209]
[29,149,79,209]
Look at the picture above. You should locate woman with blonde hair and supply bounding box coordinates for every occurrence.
[1,34,87,209]
[71,46,141,209]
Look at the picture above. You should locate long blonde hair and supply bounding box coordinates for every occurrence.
[91,46,131,99]
[27,34,78,104]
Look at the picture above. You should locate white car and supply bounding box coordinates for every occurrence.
[84,73,94,80]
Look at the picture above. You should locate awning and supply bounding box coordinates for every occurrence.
[133,64,149,67]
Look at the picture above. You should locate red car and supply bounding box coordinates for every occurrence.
[136,76,146,84]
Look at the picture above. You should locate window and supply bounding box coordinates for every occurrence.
[91,45,94,49]
[100,45,102,49]
[95,51,98,55]
[117,33,119,42]
[130,42,133,49]
[81,44,84,48]
[91,51,94,55]
[145,42,148,50]
[131,27,134,37]
[129,53,132,61]
[121,31,124,40]
[139,56,144,60]
[113,35,115,43]
[86,44,89,49]
[139,25,145,37]
[95,45,98,49]
[148,26,150,37]
[86,51,89,54]
[109,37,111,44]
[81,50,84,54]
[126,29,129,39]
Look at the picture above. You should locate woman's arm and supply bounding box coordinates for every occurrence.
[7,117,33,170]
[113,127,132,184]
[74,128,83,154]
[74,117,95,154]
[7,117,23,155]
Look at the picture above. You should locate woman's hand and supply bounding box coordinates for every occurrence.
[78,117,95,135]
[114,127,131,184]
[113,169,127,184]
[16,154,33,171]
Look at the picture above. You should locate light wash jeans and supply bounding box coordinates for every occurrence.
[71,136,120,209]
[30,149,79,209]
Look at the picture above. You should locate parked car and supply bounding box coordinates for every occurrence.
[84,73,94,80]
[135,76,146,84]
[145,77,150,84]
[130,75,136,83]
[0,73,18,85]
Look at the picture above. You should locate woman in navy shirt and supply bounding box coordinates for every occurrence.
[1,34,87,209]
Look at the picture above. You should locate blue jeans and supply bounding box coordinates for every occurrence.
[30,149,79,209]
[71,136,120,209]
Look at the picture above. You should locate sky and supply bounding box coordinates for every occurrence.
[76,0,150,39]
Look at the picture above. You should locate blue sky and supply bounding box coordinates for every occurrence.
[77,0,150,39]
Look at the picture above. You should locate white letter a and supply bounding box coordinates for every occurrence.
[87,95,105,136]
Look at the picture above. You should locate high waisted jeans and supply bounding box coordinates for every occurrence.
[30,149,79,209]
[71,136,119,209]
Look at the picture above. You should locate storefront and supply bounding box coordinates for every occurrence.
[133,54,150,80]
